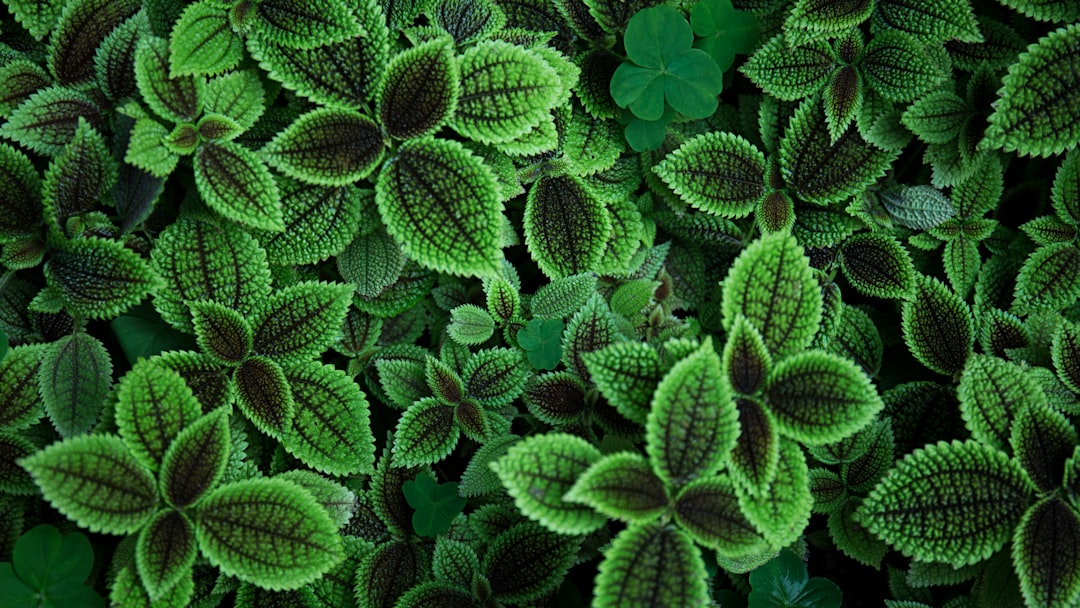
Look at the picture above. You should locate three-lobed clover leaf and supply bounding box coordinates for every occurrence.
[401,471,467,538]
[0,524,105,608]
[748,549,842,608]
[517,318,565,371]
[690,0,759,72]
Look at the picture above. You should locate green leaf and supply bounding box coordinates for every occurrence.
[123,116,178,178]
[115,359,202,471]
[425,357,463,407]
[824,65,864,143]
[194,477,343,589]
[839,232,916,299]
[958,353,1046,452]
[154,350,234,412]
[878,185,956,230]
[188,300,252,364]
[654,132,766,219]
[4,0,63,40]
[861,31,947,102]
[902,90,970,145]
[748,549,843,608]
[337,230,403,300]
[0,433,38,496]
[47,0,139,85]
[1021,215,1078,246]
[280,361,374,476]
[530,273,598,319]
[247,0,360,49]
[561,293,620,381]
[447,304,494,346]
[151,218,272,333]
[10,524,95,593]
[943,236,981,300]
[781,96,897,206]
[901,275,974,376]
[38,332,112,438]
[273,471,355,530]
[393,397,458,467]
[135,510,196,600]
[582,341,660,425]
[1013,243,1080,316]
[377,37,458,140]
[996,0,1080,23]
[1011,400,1077,493]
[594,522,708,608]
[646,338,738,489]
[764,350,883,445]
[524,175,610,279]
[1011,496,1080,608]
[402,471,466,538]
[233,355,293,438]
[1053,320,1080,394]
[828,498,888,568]
[784,0,873,43]
[0,344,47,432]
[515,318,564,371]
[255,180,362,267]
[740,34,835,101]
[431,0,507,44]
[721,232,823,360]
[984,24,1080,157]
[263,108,384,186]
[453,40,562,143]
[857,439,1035,566]
[873,0,981,43]
[202,70,265,132]
[354,540,425,608]
[460,434,518,498]
[674,475,766,557]
[730,397,781,495]
[484,522,578,603]
[19,434,157,534]
[168,1,243,77]
[41,117,117,224]
[827,304,883,377]
[92,11,148,103]
[1,86,102,156]
[250,281,353,363]
[1052,149,1080,224]
[492,432,607,535]
[194,140,283,232]
[738,438,812,548]
[565,452,669,523]
[376,137,502,277]
[159,408,230,508]
[134,36,203,124]
[691,0,759,71]
[0,58,51,117]
[463,347,528,407]
[44,237,160,320]
[0,143,42,241]
[722,315,772,396]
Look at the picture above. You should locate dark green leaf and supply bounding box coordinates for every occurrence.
[1052,148,1080,224]
[378,37,458,140]
[194,477,343,589]
[722,315,772,396]
[561,293,619,381]
[38,332,112,438]
[263,108,384,186]
[0,344,47,432]
[188,300,252,364]
[1010,400,1076,493]
[250,281,353,363]
[19,434,157,534]
[155,350,234,412]
[674,475,767,557]
[594,523,709,608]
[402,471,466,537]
[691,0,759,71]
[1013,243,1080,316]
[1,86,102,156]
[42,117,116,223]
[1012,496,1080,608]
[44,237,160,320]
[115,359,202,471]
[839,232,916,299]
[159,408,230,508]
[484,522,578,603]
[748,548,843,608]
[135,510,196,600]
[740,34,834,101]
[901,90,969,145]
[354,540,424,608]
[523,371,587,426]
[0,59,52,118]
[48,0,140,85]
[1053,320,1080,394]
[901,275,973,376]
[524,175,610,279]
[565,452,669,522]
[135,35,203,123]
[873,0,980,43]
[194,140,283,232]
[730,397,781,495]
[861,31,947,102]
[256,179,362,266]
[93,11,148,102]
[0,143,42,241]
[393,398,459,467]
[233,355,293,438]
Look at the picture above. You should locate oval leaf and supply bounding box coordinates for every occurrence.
[233,356,293,438]
[194,141,283,232]
[839,232,916,299]
[250,281,353,363]
[654,132,766,219]
[524,174,611,279]
[263,108,384,186]
[595,523,708,608]
[565,452,669,523]
[901,275,973,376]
[159,408,230,508]
[115,359,203,471]
[674,475,766,557]
[378,37,459,140]
[38,332,112,438]
[136,510,197,600]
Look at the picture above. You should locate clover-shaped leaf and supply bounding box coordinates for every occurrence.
[401,472,467,538]
[0,524,104,608]
[517,318,564,371]
[748,549,842,608]
[610,5,723,121]
[690,0,759,72]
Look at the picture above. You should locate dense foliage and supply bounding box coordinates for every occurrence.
[1,0,1079,606]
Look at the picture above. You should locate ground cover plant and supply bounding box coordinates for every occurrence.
[0,0,1079,606]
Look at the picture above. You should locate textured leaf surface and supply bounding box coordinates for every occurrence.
[721,233,823,359]
[741,34,834,100]
[583,341,661,424]
[257,179,362,266]
[1053,320,1080,394]
[41,117,116,222]
[861,31,947,102]
[188,300,252,364]
[1013,496,1080,608]
[839,232,916,299]
[738,439,812,548]
[463,347,528,407]
[377,137,502,277]
[901,275,973,376]
[136,510,196,600]
[194,478,343,589]
[248,0,361,49]
[48,0,140,85]
[484,522,578,603]
[1013,243,1080,315]
[234,356,293,438]
[337,230,405,299]
[115,360,202,471]
[857,440,1034,566]
[874,0,980,42]
[0,86,102,155]
[159,408,230,508]
[594,523,708,608]
[0,143,42,240]
[169,1,243,76]
[44,237,160,320]
[565,452,669,522]
[646,339,738,489]
[524,175,610,279]
[38,332,112,438]
[135,36,203,124]
[654,132,766,219]
[20,434,156,534]
[492,432,606,535]
[195,141,283,232]
[878,185,955,230]
[0,344,47,432]
[674,475,765,557]
[984,24,1080,157]
[250,281,353,363]
[378,37,458,140]
[263,108,384,186]
[1011,401,1077,493]
[730,397,781,495]
[958,354,1046,451]
[393,398,458,467]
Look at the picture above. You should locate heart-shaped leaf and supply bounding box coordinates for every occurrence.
[401,472,467,538]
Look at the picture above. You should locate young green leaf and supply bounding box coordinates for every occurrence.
[38,332,112,438]
[202,70,265,131]
[453,40,562,143]
[194,140,283,232]
[187,300,252,364]
[738,438,812,548]
[484,522,579,604]
[492,433,607,535]
[448,304,495,346]
[721,232,823,360]
[263,108,384,186]
[741,34,835,101]
[839,232,916,299]
[376,137,502,277]
[654,132,766,219]
[646,339,738,489]
[135,36,203,124]
[524,175,611,279]
[595,523,709,608]
[250,281,353,363]
[984,24,1080,157]
[194,477,343,590]
[233,355,294,438]
[1012,496,1080,608]
[115,360,203,472]
[393,398,459,467]
[19,434,157,534]
[159,408,230,508]
[857,440,1035,566]
[565,452,669,523]
[530,273,598,319]
[902,90,969,145]
[246,0,361,49]
[901,275,974,376]
[168,1,243,77]
[0,86,102,156]
[377,37,458,140]
[401,472,467,538]
[135,510,197,601]
[1013,243,1080,316]
[691,0,758,71]
[463,347,529,407]
[427,357,464,406]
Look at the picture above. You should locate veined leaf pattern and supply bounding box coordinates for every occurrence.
[248,0,361,50]
[901,275,973,376]
[48,0,140,85]
[654,131,766,219]
[38,332,112,438]
[594,523,709,608]
[135,35,204,124]
[263,108,384,186]
[1,86,102,155]
[1013,496,1080,608]
[169,0,244,77]
[565,452,669,523]
[115,359,202,471]
[377,37,459,140]
[159,407,230,508]
[194,140,283,232]
[136,509,197,601]
[233,355,294,438]
[250,281,353,363]
[524,174,611,279]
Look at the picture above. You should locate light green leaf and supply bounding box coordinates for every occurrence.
[4,0,63,40]
[857,439,1035,566]
[873,0,981,43]
[38,332,112,438]
[257,179,363,266]
[378,37,458,140]
[377,137,502,277]
[675,474,768,557]
[583,341,661,425]
[740,34,835,101]
[654,132,766,219]
[115,359,202,472]
[492,432,607,535]
[565,452,669,523]
[1013,243,1080,315]
[996,0,1080,25]
[203,70,265,132]
[485,275,520,323]
[561,293,619,381]
[958,354,1046,451]
[594,523,709,608]
[194,477,343,589]
[19,434,157,534]
[135,35,203,124]
[1053,319,1080,394]
[530,273,598,319]
[646,339,738,489]
[263,108,384,186]
[721,232,823,360]
[901,90,970,145]
[0,86,102,156]
[943,236,980,300]
[738,438,812,548]
[136,510,196,601]
[124,117,179,178]
[463,347,528,407]
[483,522,579,603]
[159,408,230,508]
[250,281,353,363]
[901,275,974,376]
[447,304,495,346]
[839,232,916,299]
[233,355,293,438]
[109,562,192,608]
[784,0,873,43]
[984,24,1080,157]
[453,40,561,144]
[337,229,404,299]
[524,174,610,280]
[878,184,955,230]
[194,140,283,232]
[861,31,947,102]
[393,397,459,467]
[247,0,360,49]
[1021,215,1078,246]
[168,0,243,77]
